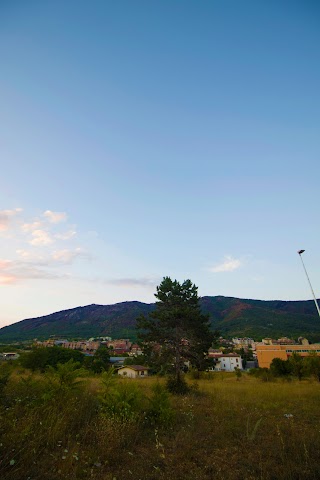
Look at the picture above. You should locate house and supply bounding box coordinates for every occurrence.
[117,365,149,378]
[213,354,243,372]
[129,344,143,356]
[1,352,20,360]
[109,357,126,367]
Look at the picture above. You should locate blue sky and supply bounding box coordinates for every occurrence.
[0,1,320,327]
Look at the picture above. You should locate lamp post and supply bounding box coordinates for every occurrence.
[297,250,320,318]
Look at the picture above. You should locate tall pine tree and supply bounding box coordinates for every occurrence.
[137,277,213,387]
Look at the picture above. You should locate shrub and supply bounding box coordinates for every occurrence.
[20,347,84,372]
[166,375,190,395]
[146,383,174,426]
[46,360,87,391]
[99,380,143,422]
[248,367,274,382]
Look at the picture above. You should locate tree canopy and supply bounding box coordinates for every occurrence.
[137,277,213,386]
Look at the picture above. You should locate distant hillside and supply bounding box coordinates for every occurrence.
[1,296,320,343]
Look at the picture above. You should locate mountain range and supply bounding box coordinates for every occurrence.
[1,296,320,343]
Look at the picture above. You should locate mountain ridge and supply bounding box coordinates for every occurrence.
[1,296,320,343]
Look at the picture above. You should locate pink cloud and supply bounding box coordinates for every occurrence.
[0,208,22,232]
[0,274,16,285]
[29,230,54,246]
[43,210,67,223]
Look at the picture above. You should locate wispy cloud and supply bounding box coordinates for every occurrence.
[43,210,67,223]
[55,229,76,240]
[21,221,43,233]
[210,255,242,273]
[0,257,71,284]
[51,248,90,264]
[29,229,54,246]
[105,277,159,288]
[0,208,22,232]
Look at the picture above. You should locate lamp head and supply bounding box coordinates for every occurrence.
[298,249,305,255]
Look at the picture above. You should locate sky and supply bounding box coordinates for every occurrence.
[0,0,320,328]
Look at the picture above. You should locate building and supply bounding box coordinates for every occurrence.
[107,339,132,355]
[1,352,20,360]
[213,354,243,372]
[129,344,143,356]
[117,365,149,378]
[256,344,320,369]
[232,338,255,350]
[109,356,126,367]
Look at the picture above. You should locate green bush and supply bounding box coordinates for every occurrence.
[20,347,84,372]
[146,383,174,426]
[99,380,143,422]
[166,375,190,395]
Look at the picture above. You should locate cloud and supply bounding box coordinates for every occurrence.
[51,248,90,264]
[0,274,17,285]
[43,210,67,223]
[0,207,92,285]
[106,277,159,288]
[21,221,42,233]
[55,230,76,240]
[0,257,69,284]
[29,230,54,246]
[0,208,22,232]
[210,256,242,273]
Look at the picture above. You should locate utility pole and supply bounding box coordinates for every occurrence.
[298,250,320,318]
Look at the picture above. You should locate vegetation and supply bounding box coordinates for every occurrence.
[19,346,85,372]
[84,345,111,373]
[137,277,213,392]
[2,297,320,343]
[1,361,320,480]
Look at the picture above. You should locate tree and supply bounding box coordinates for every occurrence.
[137,277,213,391]
[85,345,111,373]
[289,352,304,381]
[304,352,320,382]
[270,357,292,377]
[20,346,84,372]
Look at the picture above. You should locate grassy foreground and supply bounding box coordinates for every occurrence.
[1,367,320,480]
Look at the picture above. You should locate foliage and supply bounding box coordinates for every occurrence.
[84,346,110,373]
[124,354,146,366]
[100,367,118,390]
[166,375,190,395]
[0,370,10,400]
[270,358,292,377]
[20,346,84,372]
[248,367,275,382]
[303,351,320,381]
[145,382,174,426]
[3,297,320,344]
[288,352,305,380]
[99,379,143,422]
[137,277,213,384]
[46,360,87,391]
[236,347,254,369]
[2,367,320,479]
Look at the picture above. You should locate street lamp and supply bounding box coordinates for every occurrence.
[297,249,320,318]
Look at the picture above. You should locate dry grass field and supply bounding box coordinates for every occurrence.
[1,367,320,480]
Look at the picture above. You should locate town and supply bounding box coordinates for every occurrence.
[1,334,317,376]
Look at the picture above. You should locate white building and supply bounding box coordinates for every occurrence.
[117,365,149,378]
[214,353,243,372]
